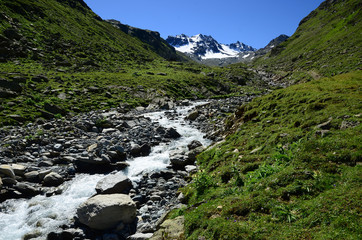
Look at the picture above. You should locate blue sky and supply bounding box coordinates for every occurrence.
[83,0,324,49]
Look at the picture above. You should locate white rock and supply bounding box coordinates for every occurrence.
[128,233,153,240]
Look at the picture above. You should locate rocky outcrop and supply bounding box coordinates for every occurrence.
[106,19,180,61]
[150,216,185,240]
[76,194,137,230]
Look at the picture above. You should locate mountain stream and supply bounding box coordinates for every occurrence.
[0,102,211,240]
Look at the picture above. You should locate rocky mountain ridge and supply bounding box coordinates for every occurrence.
[106,19,182,61]
[166,34,255,60]
[253,0,361,77]
[167,33,289,66]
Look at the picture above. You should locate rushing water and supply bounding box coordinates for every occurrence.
[125,102,211,181]
[0,174,104,240]
[0,102,210,240]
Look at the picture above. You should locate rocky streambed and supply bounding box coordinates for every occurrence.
[0,96,254,240]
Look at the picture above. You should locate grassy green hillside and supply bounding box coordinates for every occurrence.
[177,0,362,239]
[0,0,262,126]
[180,71,361,239]
[252,0,361,81]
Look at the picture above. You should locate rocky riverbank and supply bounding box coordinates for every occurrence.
[0,96,253,240]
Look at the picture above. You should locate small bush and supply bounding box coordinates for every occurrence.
[194,172,214,196]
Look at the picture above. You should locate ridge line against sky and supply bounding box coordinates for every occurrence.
[83,0,325,49]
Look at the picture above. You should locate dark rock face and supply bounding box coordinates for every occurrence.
[263,34,290,56]
[166,34,228,57]
[106,19,180,61]
[166,34,190,47]
[15,183,39,197]
[227,41,256,52]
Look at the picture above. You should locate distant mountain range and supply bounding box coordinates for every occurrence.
[166,34,289,66]
[166,34,255,60]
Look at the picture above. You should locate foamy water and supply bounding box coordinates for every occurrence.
[0,174,104,240]
[0,102,210,239]
[125,102,211,180]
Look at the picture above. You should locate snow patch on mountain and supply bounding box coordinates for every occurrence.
[166,34,255,60]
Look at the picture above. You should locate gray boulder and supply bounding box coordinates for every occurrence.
[187,140,203,150]
[43,172,64,187]
[187,146,205,162]
[24,171,40,183]
[165,128,181,139]
[11,164,27,176]
[169,146,205,169]
[169,148,190,169]
[15,183,38,197]
[95,172,133,194]
[186,110,199,121]
[0,165,15,179]
[74,156,112,173]
[76,194,136,230]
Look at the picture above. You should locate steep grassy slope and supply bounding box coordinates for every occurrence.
[0,0,164,66]
[252,0,361,81]
[180,71,361,239]
[177,0,362,238]
[0,0,262,126]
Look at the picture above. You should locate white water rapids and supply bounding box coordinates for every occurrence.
[0,102,210,240]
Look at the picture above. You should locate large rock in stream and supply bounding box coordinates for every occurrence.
[76,194,136,230]
[95,172,133,194]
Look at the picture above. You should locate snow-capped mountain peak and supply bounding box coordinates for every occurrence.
[166,34,255,60]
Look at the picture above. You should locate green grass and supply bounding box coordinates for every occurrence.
[181,71,362,239]
[1,1,361,239]
[0,59,267,126]
[0,0,267,126]
[251,0,362,80]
